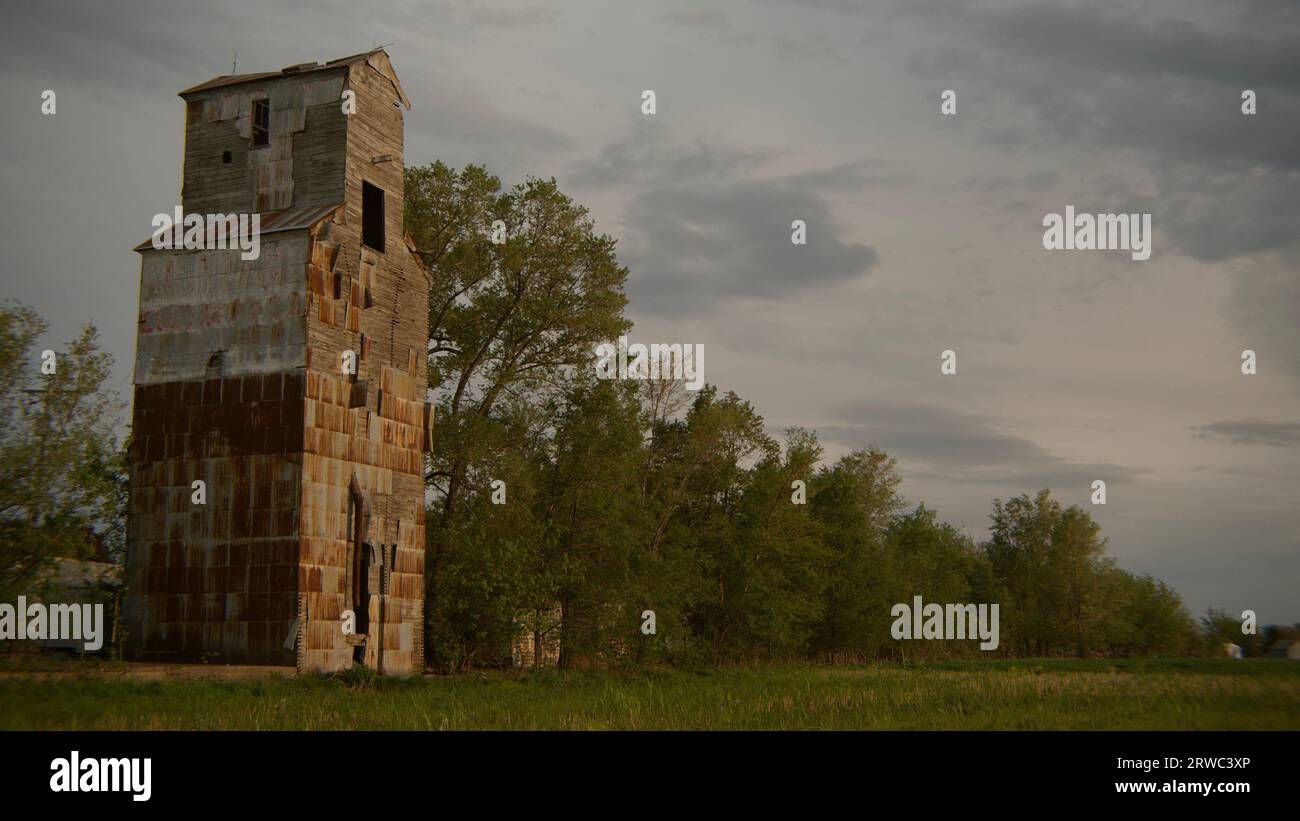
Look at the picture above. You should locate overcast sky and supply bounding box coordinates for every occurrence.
[2,0,1297,623]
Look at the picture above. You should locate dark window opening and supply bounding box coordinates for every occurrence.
[251,99,270,147]
[221,150,232,164]
[354,543,371,629]
[349,487,371,663]
[206,350,225,377]
[362,181,385,252]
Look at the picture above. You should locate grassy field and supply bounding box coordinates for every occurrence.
[2,658,1297,730]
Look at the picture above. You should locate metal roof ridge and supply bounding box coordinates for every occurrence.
[178,49,385,97]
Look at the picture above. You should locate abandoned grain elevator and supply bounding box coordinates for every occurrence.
[122,50,432,674]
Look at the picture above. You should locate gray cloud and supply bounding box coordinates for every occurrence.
[431,1,558,31]
[1229,250,1300,383]
[569,123,884,315]
[408,78,575,174]
[1147,164,1300,263]
[903,1,1300,262]
[568,121,777,191]
[654,7,756,46]
[782,160,916,192]
[1196,420,1300,447]
[754,0,872,13]
[963,3,1300,92]
[1115,503,1300,622]
[773,29,846,62]
[964,171,1059,194]
[818,400,1145,490]
[656,9,729,30]
[621,174,878,315]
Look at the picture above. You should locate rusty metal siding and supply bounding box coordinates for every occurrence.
[297,236,430,673]
[294,58,430,675]
[126,52,429,674]
[125,229,310,664]
[134,235,310,383]
[123,369,304,663]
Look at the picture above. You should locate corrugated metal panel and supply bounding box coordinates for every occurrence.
[134,202,343,252]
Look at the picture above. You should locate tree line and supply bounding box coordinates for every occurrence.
[406,162,1212,671]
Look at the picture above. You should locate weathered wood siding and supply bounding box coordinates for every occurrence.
[125,52,430,674]
[181,73,347,214]
[297,55,430,675]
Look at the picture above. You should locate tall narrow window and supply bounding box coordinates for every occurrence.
[362,181,385,252]
[251,99,270,147]
[349,485,371,643]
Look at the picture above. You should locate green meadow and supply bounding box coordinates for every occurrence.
[2,658,1297,730]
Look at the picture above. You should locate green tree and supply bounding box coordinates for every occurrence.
[406,163,632,667]
[536,376,647,667]
[1050,506,1113,655]
[886,505,982,659]
[984,490,1112,656]
[0,301,125,603]
[659,388,785,661]
[421,394,544,671]
[1100,570,1194,656]
[985,490,1055,655]
[702,427,829,661]
[407,162,631,522]
[809,447,905,661]
[1201,607,1259,657]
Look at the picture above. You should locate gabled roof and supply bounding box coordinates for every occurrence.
[179,48,411,109]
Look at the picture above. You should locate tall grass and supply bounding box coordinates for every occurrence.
[1,659,1296,730]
